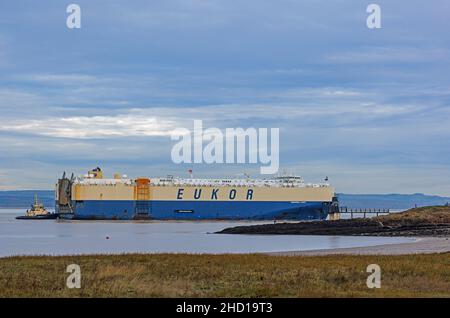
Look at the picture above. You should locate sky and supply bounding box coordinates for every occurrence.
[0,0,449,195]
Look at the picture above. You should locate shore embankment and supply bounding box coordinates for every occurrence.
[217,206,450,237]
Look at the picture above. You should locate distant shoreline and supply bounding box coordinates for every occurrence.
[1,191,450,210]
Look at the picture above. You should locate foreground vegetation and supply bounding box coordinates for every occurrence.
[1,253,450,297]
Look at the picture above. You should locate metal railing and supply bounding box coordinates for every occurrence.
[339,207,390,219]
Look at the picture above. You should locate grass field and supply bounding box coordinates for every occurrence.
[1,253,450,297]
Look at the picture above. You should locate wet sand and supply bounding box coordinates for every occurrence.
[270,237,450,256]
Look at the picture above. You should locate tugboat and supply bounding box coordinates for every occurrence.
[16,194,58,220]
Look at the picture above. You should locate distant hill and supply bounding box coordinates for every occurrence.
[0,190,449,210]
[338,193,450,209]
[0,190,55,208]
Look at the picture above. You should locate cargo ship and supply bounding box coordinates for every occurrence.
[56,167,338,220]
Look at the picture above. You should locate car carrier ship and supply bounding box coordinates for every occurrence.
[56,167,339,220]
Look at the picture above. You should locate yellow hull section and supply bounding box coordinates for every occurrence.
[72,183,334,202]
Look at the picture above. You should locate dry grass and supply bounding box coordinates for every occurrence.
[376,206,450,225]
[1,253,450,297]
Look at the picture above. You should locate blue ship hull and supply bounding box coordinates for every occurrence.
[57,200,330,220]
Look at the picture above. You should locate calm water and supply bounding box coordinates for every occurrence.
[0,209,413,256]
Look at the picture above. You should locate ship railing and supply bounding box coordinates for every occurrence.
[149,180,330,188]
[76,179,133,185]
[77,177,331,188]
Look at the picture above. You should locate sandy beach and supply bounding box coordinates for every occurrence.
[271,236,450,256]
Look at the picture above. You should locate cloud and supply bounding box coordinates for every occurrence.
[0,113,179,138]
[0,98,429,139]
[0,88,49,112]
[0,1,449,192]
[287,161,450,197]
[0,33,14,68]
[326,47,450,64]
[17,74,102,85]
